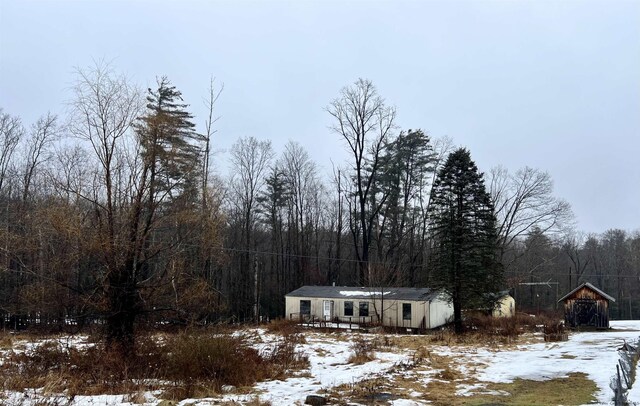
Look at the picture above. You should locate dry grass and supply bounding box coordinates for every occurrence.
[0,322,593,405]
[0,331,14,349]
[219,398,272,406]
[262,318,301,335]
[328,376,391,404]
[386,358,596,406]
[0,330,309,402]
[462,372,597,405]
[417,313,561,348]
[347,335,377,364]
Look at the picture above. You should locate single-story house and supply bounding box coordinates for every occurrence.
[285,286,453,329]
[558,282,615,329]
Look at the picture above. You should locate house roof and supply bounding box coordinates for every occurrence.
[485,290,513,300]
[557,282,616,303]
[285,286,443,301]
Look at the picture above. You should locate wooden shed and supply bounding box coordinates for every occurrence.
[285,286,453,330]
[558,282,615,329]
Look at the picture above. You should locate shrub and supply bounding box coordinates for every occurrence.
[262,333,309,378]
[348,336,377,364]
[165,334,265,389]
[263,318,301,336]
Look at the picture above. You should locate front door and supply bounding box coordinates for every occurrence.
[323,300,334,320]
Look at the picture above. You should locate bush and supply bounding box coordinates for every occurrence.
[261,333,309,378]
[263,318,301,336]
[165,334,266,388]
[348,336,377,364]
[462,312,551,341]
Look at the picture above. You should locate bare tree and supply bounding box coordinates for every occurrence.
[0,109,23,194]
[67,62,144,353]
[21,113,59,202]
[280,141,320,284]
[327,78,396,284]
[202,77,223,210]
[328,163,348,284]
[489,166,573,267]
[229,136,274,320]
[562,231,591,289]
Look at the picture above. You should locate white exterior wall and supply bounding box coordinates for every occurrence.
[285,294,453,329]
[428,295,454,328]
[492,295,515,317]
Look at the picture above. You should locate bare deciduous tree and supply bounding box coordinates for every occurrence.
[562,231,591,289]
[0,109,23,193]
[68,62,144,353]
[327,78,396,284]
[489,166,573,267]
[229,136,274,320]
[21,113,59,202]
[202,77,223,210]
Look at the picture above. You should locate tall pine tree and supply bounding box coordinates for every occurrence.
[427,148,503,333]
[137,77,203,206]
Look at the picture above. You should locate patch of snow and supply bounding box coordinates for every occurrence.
[390,399,430,405]
[249,333,408,404]
[7,321,640,405]
[434,320,640,404]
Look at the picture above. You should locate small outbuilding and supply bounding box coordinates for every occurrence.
[558,282,615,329]
[491,291,516,318]
[285,286,453,330]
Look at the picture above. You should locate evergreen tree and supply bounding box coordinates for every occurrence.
[376,129,436,283]
[137,77,203,205]
[427,148,502,333]
[257,166,291,314]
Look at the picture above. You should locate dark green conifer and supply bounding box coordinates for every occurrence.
[427,148,503,333]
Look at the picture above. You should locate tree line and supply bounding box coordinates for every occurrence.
[0,63,636,351]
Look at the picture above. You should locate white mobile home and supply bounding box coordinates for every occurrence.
[285,286,453,330]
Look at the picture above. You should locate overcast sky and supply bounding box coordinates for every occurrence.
[1,0,638,234]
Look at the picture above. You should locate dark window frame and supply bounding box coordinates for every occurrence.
[300,300,311,315]
[344,301,354,316]
[359,302,369,317]
[402,303,412,320]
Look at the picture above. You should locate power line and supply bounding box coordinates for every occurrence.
[148,240,640,279]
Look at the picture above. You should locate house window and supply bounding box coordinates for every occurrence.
[344,301,354,316]
[359,302,369,317]
[403,303,411,320]
[300,300,311,315]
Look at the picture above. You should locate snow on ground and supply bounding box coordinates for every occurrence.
[191,329,411,405]
[437,320,640,405]
[4,322,640,405]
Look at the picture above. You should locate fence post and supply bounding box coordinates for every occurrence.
[616,364,623,405]
[619,359,630,389]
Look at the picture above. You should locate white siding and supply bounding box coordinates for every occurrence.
[428,296,454,328]
[285,294,453,329]
[492,295,515,317]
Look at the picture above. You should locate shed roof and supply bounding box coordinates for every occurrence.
[557,282,616,303]
[285,286,442,301]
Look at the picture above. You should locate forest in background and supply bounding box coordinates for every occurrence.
[0,63,639,338]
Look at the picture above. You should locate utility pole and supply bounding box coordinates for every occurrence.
[254,258,259,323]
